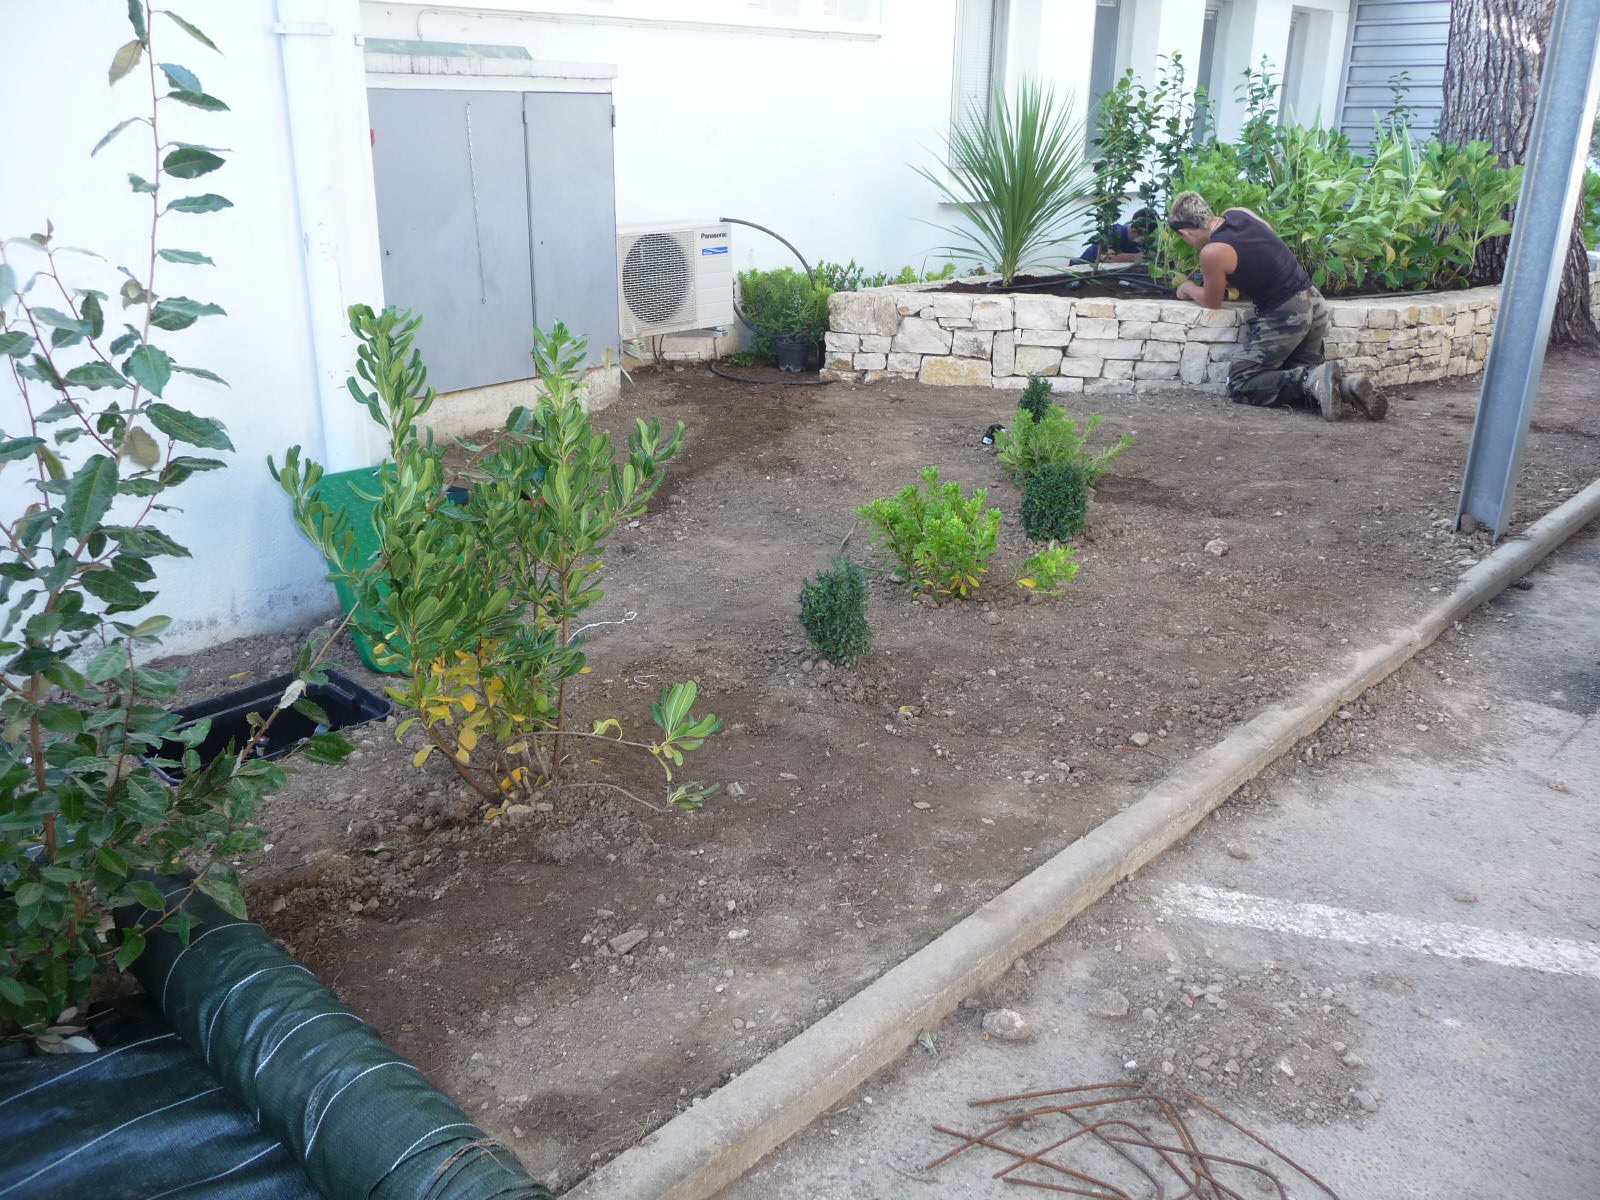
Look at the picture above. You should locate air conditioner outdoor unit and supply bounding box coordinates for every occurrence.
[616,221,735,340]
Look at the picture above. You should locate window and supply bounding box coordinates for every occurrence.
[1195,0,1232,140]
[951,0,1009,135]
[1280,9,1309,124]
[1087,0,1127,136]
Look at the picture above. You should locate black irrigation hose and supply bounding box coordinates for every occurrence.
[719,215,820,345]
[708,358,832,386]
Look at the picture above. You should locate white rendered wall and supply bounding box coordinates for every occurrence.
[0,1,380,654]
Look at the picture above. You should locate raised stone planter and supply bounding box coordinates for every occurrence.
[824,264,1600,392]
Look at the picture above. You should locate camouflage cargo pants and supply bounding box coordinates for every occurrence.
[1226,287,1330,407]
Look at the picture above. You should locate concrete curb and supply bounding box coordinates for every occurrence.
[568,480,1600,1200]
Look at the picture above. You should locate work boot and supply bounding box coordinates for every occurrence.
[1340,371,1388,421]
[1301,362,1341,421]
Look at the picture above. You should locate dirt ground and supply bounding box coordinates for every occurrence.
[163,352,1597,1191]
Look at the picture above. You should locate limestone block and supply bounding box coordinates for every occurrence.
[991,331,1016,376]
[1013,345,1063,376]
[1073,316,1118,339]
[854,352,888,370]
[1114,300,1164,322]
[1367,328,1391,343]
[924,293,975,320]
[825,354,855,373]
[1387,328,1419,350]
[1205,361,1231,385]
[862,370,893,385]
[1198,307,1243,327]
[1376,364,1411,386]
[938,317,974,329]
[1134,360,1179,379]
[1475,307,1494,327]
[894,290,933,315]
[1084,378,1131,395]
[1448,355,1470,376]
[859,334,891,354]
[1017,328,1074,347]
[1325,340,1358,359]
[1144,340,1182,362]
[1472,334,1490,358]
[825,331,861,354]
[992,374,1032,390]
[1160,306,1203,326]
[1013,295,1075,329]
[1186,325,1241,343]
[1341,356,1380,374]
[1135,379,1186,394]
[819,367,858,383]
[1051,376,1085,393]
[920,355,993,387]
[1075,299,1116,318]
[1416,303,1444,325]
[1331,307,1365,328]
[1147,323,1191,343]
[1365,307,1399,329]
[971,297,1014,330]
[831,291,901,336]
[887,352,922,374]
[1179,342,1210,385]
[1418,327,1448,349]
[1068,337,1144,360]
[1207,343,1238,361]
[892,317,952,355]
[1452,311,1475,337]
[951,329,993,358]
[1117,320,1153,340]
[1057,356,1103,378]
[1410,363,1446,383]
[1102,359,1135,379]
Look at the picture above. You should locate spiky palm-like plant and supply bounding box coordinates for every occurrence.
[915,81,1097,285]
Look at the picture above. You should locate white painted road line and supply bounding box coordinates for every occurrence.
[1160,884,1600,981]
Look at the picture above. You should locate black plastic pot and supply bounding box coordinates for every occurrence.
[776,338,812,372]
[150,670,391,783]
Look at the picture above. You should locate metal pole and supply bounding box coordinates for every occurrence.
[1455,0,1600,539]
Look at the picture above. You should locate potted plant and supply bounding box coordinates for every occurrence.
[735,267,833,371]
[774,284,832,371]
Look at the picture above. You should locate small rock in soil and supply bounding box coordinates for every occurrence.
[982,1009,1033,1042]
[727,928,751,941]
[1354,1089,1380,1113]
[1228,845,1253,860]
[1129,731,1151,747]
[1205,539,1230,557]
[727,782,748,798]
[1452,890,1479,904]
[1095,990,1131,1018]
[984,611,1001,626]
[609,929,648,956]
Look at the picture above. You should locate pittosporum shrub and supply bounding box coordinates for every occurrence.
[857,467,1001,601]
[1021,461,1093,542]
[798,555,872,667]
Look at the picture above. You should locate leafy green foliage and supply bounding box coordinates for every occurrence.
[274,312,717,811]
[814,260,958,292]
[995,405,1132,486]
[0,2,342,1039]
[1015,540,1080,595]
[1089,54,1206,259]
[857,467,1001,601]
[1585,170,1600,250]
[916,81,1097,285]
[798,555,872,667]
[1021,461,1092,542]
[735,267,833,361]
[1154,61,1523,295]
[1018,374,1053,424]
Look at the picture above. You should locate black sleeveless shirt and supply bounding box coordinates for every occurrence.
[1209,209,1312,312]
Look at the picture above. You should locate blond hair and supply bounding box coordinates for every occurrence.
[1168,191,1215,231]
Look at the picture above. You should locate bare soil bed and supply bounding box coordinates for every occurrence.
[161,352,1597,1191]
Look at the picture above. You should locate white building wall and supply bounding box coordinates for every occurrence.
[361,0,967,277]
[0,0,380,655]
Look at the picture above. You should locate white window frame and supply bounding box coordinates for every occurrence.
[950,0,1011,139]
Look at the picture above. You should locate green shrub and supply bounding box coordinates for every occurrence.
[815,260,957,292]
[996,406,1132,485]
[1586,169,1600,249]
[1018,374,1053,423]
[798,555,872,667]
[0,4,353,1038]
[857,467,1001,601]
[736,267,833,358]
[1016,541,1081,595]
[1021,461,1092,542]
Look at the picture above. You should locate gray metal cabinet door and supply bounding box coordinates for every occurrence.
[368,89,535,393]
[524,92,620,367]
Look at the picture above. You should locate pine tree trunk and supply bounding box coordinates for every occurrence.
[1438,0,1597,347]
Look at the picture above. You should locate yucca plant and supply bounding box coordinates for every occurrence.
[915,80,1096,285]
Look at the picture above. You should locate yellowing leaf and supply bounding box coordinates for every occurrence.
[460,692,477,712]
[1019,577,1037,589]
[412,746,433,767]
[455,748,470,764]
[504,741,528,755]
[579,666,593,674]
[459,727,478,751]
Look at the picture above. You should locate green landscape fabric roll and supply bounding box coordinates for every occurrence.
[124,877,551,1200]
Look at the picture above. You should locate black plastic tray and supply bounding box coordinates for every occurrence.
[151,669,390,783]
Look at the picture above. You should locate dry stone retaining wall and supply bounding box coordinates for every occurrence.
[823,264,1600,392]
